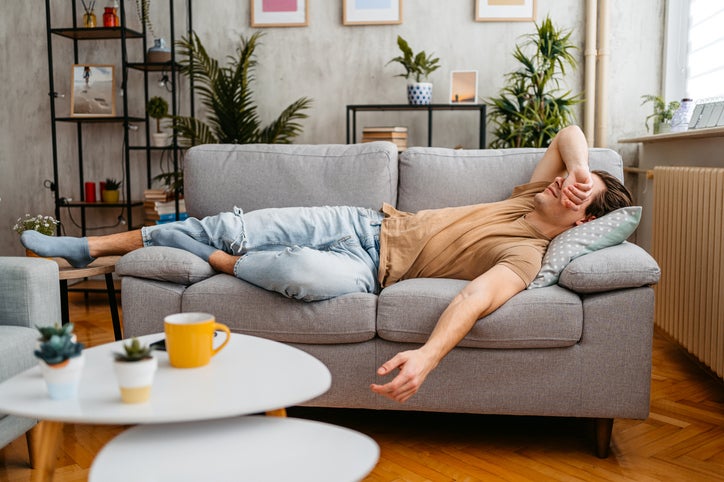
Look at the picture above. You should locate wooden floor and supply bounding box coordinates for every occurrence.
[1,292,722,481]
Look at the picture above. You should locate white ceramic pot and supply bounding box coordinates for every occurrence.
[407,82,433,105]
[113,356,158,404]
[39,353,85,400]
[151,132,169,147]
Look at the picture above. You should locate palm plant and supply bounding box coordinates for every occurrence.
[486,16,581,148]
[170,31,312,147]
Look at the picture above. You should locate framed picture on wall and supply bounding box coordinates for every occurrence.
[450,70,478,104]
[475,0,536,22]
[343,0,402,25]
[251,0,308,27]
[70,64,116,117]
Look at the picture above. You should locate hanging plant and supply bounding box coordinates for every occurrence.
[486,16,582,148]
[135,0,156,38]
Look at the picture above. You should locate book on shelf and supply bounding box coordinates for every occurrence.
[143,188,174,202]
[362,126,408,133]
[362,126,408,150]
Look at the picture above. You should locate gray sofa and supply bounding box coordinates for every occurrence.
[117,142,661,457]
[0,257,61,453]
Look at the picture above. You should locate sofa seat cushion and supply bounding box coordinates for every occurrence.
[377,279,582,349]
[181,274,378,344]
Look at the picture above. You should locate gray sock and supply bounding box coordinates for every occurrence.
[150,230,217,261]
[21,230,94,268]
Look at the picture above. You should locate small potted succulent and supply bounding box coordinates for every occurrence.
[13,214,59,256]
[387,35,441,105]
[147,96,170,147]
[34,323,85,400]
[102,178,122,203]
[113,337,157,403]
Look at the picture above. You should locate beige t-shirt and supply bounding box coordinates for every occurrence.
[378,181,551,288]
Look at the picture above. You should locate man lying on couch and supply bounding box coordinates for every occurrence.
[22,125,632,403]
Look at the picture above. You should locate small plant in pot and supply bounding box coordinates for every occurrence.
[34,323,85,400]
[102,178,121,203]
[147,96,170,147]
[13,213,59,256]
[113,338,157,404]
[387,35,440,105]
[641,94,680,134]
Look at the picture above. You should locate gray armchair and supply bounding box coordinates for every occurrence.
[0,257,61,452]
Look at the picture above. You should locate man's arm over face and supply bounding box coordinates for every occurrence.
[370,264,526,403]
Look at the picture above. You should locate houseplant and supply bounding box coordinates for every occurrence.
[102,178,121,203]
[387,35,440,105]
[14,214,59,256]
[486,16,581,148]
[160,31,312,192]
[34,323,85,400]
[113,338,157,403]
[147,96,169,147]
[641,95,680,134]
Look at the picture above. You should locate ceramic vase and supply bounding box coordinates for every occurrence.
[39,354,85,400]
[113,356,157,403]
[147,38,172,63]
[407,82,433,105]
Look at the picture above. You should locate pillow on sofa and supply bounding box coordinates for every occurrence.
[115,246,216,285]
[527,206,642,289]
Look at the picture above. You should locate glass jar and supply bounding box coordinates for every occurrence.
[671,98,695,132]
[103,5,118,27]
[82,11,97,28]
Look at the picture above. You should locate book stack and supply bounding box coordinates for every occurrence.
[143,189,188,225]
[361,126,408,151]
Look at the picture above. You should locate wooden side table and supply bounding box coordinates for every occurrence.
[55,256,122,340]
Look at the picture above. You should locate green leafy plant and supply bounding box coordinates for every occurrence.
[13,214,59,236]
[387,35,440,83]
[641,95,680,133]
[159,31,312,191]
[147,96,168,133]
[114,338,153,362]
[486,16,581,148]
[34,323,84,366]
[135,0,156,38]
[104,178,121,190]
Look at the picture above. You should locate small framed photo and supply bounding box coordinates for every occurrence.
[70,64,116,117]
[475,0,536,22]
[343,0,402,26]
[450,70,478,104]
[251,0,308,27]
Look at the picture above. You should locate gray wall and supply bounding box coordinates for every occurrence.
[0,1,664,255]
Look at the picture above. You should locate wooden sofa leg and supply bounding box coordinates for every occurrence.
[595,418,614,458]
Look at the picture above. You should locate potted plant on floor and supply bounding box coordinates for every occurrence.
[102,178,121,202]
[34,323,85,400]
[113,338,157,403]
[641,95,680,134]
[14,214,59,255]
[387,35,440,105]
[147,96,170,147]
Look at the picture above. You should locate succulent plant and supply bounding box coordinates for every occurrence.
[34,323,84,365]
[104,178,122,190]
[114,338,153,362]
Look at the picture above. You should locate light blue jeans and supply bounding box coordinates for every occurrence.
[142,206,383,301]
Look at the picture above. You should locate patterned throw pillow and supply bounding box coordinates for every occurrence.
[527,206,642,289]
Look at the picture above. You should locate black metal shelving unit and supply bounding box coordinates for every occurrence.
[44,0,193,236]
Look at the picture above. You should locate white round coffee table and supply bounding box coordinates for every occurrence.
[90,416,379,482]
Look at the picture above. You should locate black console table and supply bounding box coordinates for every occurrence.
[346,104,487,149]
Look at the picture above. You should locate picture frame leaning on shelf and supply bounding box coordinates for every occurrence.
[70,64,116,117]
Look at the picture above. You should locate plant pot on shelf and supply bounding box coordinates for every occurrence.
[407,82,433,105]
[113,356,158,403]
[102,189,120,203]
[151,132,170,147]
[39,354,85,400]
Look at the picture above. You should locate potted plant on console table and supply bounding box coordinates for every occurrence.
[34,323,85,400]
[387,35,440,106]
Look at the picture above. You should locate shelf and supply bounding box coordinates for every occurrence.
[67,279,121,292]
[62,200,144,208]
[128,61,180,72]
[51,26,143,40]
[55,116,146,123]
[129,145,179,150]
[619,126,724,144]
[347,103,487,112]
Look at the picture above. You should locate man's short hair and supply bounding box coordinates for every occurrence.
[587,170,633,218]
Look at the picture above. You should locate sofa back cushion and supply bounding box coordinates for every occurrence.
[396,147,624,212]
[184,142,399,218]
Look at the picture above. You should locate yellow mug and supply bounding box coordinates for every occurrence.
[163,312,231,368]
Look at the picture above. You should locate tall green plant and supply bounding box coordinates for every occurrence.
[486,16,581,148]
[170,32,312,147]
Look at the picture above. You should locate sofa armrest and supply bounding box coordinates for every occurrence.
[0,257,61,329]
[558,242,661,294]
[116,247,216,286]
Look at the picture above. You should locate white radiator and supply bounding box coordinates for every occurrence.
[653,166,724,378]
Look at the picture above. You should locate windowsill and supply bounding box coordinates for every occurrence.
[619,126,724,144]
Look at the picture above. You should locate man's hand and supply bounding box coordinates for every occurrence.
[560,167,593,211]
[370,348,438,403]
